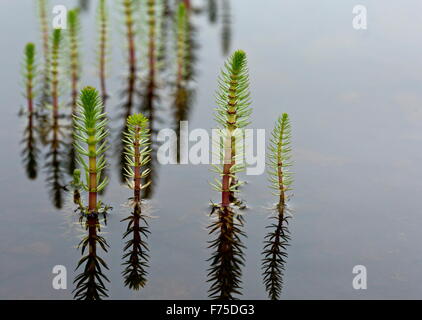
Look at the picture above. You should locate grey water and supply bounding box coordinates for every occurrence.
[1,0,422,299]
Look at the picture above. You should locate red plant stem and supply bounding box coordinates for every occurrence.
[71,73,78,115]
[27,84,33,114]
[133,126,141,204]
[277,126,285,208]
[277,158,285,208]
[88,138,97,213]
[183,0,191,11]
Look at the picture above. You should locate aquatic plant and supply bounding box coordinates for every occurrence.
[21,43,39,179]
[123,113,151,203]
[172,2,197,164]
[156,0,169,72]
[182,0,191,11]
[116,0,140,183]
[44,114,66,209]
[50,28,62,118]
[97,0,109,104]
[214,50,251,205]
[262,113,293,300]
[121,113,151,290]
[21,112,39,180]
[67,9,82,175]
[72,169,83,208]
[73,86,110,213]
[146,0,157,75]
[176,3,188,83]
[122,0,138,105]
[67,9,81,114]
[72,86,110,300]
[43,30,66,209]
[79,0,90,12]
[73,213,109,300]
[136,0,164,197]
[207,50,252,300]
[23,43,37,116]
[37,0,50,90]
[35,0,54,146]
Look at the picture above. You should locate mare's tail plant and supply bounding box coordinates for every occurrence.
[262,113,293,300]
[175,2,198,82]
[36,0,54,147]
[121,114,151,290]
[37,0,50,97]
[67,9,82,175]
[67,9,81,114]
[97,0,109,105]
[44,30,66,209]
[50,28,62,119]
[21,43,39,179]
[23,43,37,116]
[207,50,252,300]
[122,0,138,106]
[72,86,111,300]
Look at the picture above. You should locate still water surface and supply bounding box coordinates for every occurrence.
[1,0,422,299]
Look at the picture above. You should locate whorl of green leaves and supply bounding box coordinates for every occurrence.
[122,204,150,290]
[156,0,168,71]
[52,28,62,61]
[147,0,156,29]
[73,87,109,192]
[122,0,137,35]
[176,2,188,80]
[37,0,50,78]
[123,114,151,188]
[215,50,251,130]
[268,113,293,200]
[210,50,252,192]
[23,43,37,102]
[50,29,62,95]
[25,43,36,69]
[68,9,81,74]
